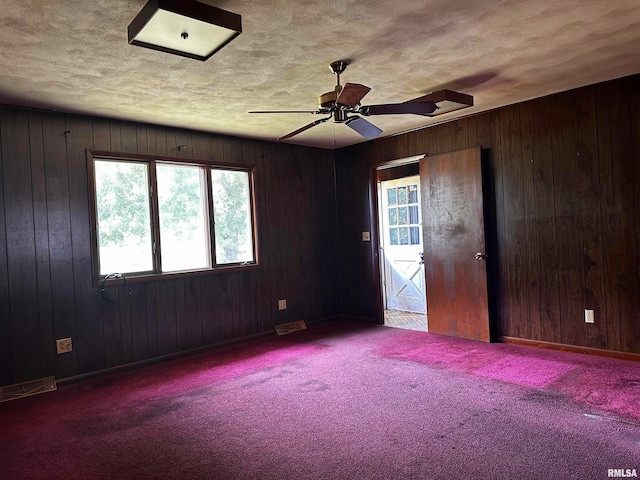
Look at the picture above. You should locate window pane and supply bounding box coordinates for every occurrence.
[398,206,408,225]
[211,169,254,264]
[157,164,210,272]
[387,188,397,206]
[398,186,407,205]
[409,205,419,224]
[399,227,409,245]
[389,228,399,245]
[94,160,153,275]
[410,226,420,245]
[388,208,398,226]
[408,184,418,204]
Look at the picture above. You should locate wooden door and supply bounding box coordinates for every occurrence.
[380,177,426,313]
[420,147,490,342]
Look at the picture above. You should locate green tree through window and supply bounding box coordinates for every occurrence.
[94,161,153,274]
[90,154,256,281]
[212,169,253,264]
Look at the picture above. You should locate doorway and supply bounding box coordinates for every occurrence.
[378,174,428,332]
[374,147,491,341]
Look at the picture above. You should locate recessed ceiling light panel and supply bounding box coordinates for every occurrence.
[128,0,242,61]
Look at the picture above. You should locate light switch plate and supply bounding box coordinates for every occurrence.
[585,309,594,324]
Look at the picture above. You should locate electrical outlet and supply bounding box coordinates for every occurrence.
[56,338,72,354]
[278,299,287,311]
[362,231,371,241]
[585,309,595,324]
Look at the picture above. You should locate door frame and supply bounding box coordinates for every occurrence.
[368,148,498,340]
[369,155,427,325]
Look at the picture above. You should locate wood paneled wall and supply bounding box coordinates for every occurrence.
[335,74,640,354]
[0,107,340,386]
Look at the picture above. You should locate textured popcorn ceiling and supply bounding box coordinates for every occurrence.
[1,0,639,149]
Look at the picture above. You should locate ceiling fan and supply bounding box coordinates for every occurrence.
[249,60,474,141]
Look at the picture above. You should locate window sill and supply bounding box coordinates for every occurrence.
[93,262,261,287]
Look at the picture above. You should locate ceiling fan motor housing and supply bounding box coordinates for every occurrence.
[318,85,342,108]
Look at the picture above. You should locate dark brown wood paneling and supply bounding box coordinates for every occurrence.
[490,109,508,338]
[594,82,616,352]
[1,109,41,382]
[310,148,339,320]
[156,280,177,356]
[436,121,455,155]
[200,275,219,345]
[232,272,256,338]
[607,79,639,353]
[630,78,640,353]
[43,114,79,379]
[128,282,149,363]
[120,121,138,154]
[175,278,187,352]
[0,109,12,385]
[452,118,470,151]
[529,96,562,344]
[109,120,123,152]
[334,149,378,319]
[145,281,159,358]
[576,86,607,349]
[519,102,542,341]
[263,143,290,325]
[286,150,312,324]
[28,111,56,378]
[184,277,203,349]
[216,274,234,342]
[550,91,584,347]
[499,105,527,339]
[257,150,274,331]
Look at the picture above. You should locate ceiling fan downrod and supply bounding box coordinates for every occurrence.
[329,60,347,86]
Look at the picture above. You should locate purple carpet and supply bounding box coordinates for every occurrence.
[1,320,639,479]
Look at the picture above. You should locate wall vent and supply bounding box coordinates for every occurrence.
[0,376,57,402]
[276,320,307,335]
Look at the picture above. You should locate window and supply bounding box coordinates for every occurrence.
[387,183,420,246]
[88,151,257,283]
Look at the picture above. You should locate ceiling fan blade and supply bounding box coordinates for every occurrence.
[249,110,321,114]
[278,116,332,140]
[337,83,371,107]
[361,101,437,116]
[345,116,383,140]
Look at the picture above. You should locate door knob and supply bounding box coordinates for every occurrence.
[475,252,487,260]
[419,252,424,265]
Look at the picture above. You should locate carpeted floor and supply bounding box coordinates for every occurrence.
[1,320,639,479]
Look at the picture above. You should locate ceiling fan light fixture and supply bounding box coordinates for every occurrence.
[128,0,242,61]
